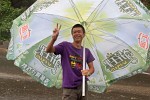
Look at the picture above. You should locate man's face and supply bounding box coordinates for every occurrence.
[72,27,84,42]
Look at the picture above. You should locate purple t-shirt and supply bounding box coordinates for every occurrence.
[54,41,95,88]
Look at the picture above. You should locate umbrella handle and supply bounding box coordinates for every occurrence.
[82,75,86,96]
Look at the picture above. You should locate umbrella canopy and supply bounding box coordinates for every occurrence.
[7,0,150,93]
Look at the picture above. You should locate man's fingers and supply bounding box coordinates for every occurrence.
[56,23,61,30]
[56,23,58,29]
[59,25,61,30]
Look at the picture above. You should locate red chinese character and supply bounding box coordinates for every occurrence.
[20,24,31,41]
[138,32,149,49]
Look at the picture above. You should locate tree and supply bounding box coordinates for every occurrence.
[0,0,23,41]
[10,0,36,8]
[0,0,36,42]
[141,0,150,9]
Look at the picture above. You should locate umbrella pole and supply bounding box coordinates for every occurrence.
[82,38,86,96]
[82,75,86,96]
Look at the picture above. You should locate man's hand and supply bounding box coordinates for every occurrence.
[81,69,91,77]
[46,23,61,53]
[81,62,94,77]
[52,23,61,41]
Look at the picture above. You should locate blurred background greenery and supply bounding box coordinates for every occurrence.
[0,0,150,43]
[0,0,36,42]
[141,0,150,9]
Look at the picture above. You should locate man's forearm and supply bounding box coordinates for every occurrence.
[87,62,95,76]
[46,39,55,53]
[46,24,60,53]
[88,66,94,76]
[81,62,95,77]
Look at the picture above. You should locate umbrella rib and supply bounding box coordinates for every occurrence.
[91,0,109,22]
[57,31,71,39]
[86,0,110,29]
[89,30,146,60]
[90,30,127,47]
[69,0,84,23]
[89,34,126,48]
[88,17,148,33]
[90,16,148,23]
[34,14,79,26]
[84,36,99,59]
[34,14,75,37]
[91,17,128,23]
[94,21,136,32]
[86,32,125,49]
[89,17,143,25]
[84,34,106,85]
[84,35,101,64]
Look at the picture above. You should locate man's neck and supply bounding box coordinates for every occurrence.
[72,42,82,49]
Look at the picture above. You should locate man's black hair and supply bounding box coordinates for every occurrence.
[71,24,85,34]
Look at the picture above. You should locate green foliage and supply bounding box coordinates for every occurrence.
[141,0,150,9]
[0,0,24,41]
[11,0,36,8]
[0,0,36,41]
[146,1,150,10]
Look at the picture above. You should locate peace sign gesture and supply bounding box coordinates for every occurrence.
[52,23,61,41]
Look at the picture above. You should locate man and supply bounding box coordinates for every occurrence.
[46,23,95,100]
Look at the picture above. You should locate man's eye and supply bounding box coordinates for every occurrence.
[78,30,82,33]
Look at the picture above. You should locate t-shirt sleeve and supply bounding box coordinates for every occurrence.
[86,49,95,63]
[54,42,65,55]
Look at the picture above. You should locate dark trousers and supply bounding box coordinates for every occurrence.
[62,82,88,100]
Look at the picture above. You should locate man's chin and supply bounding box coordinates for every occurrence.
[74,40,81,43]
[75,38,82,41]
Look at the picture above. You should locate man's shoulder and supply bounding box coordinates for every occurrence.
[85,48,93,55]
[61,41,71,45]
[85,48,90,51]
